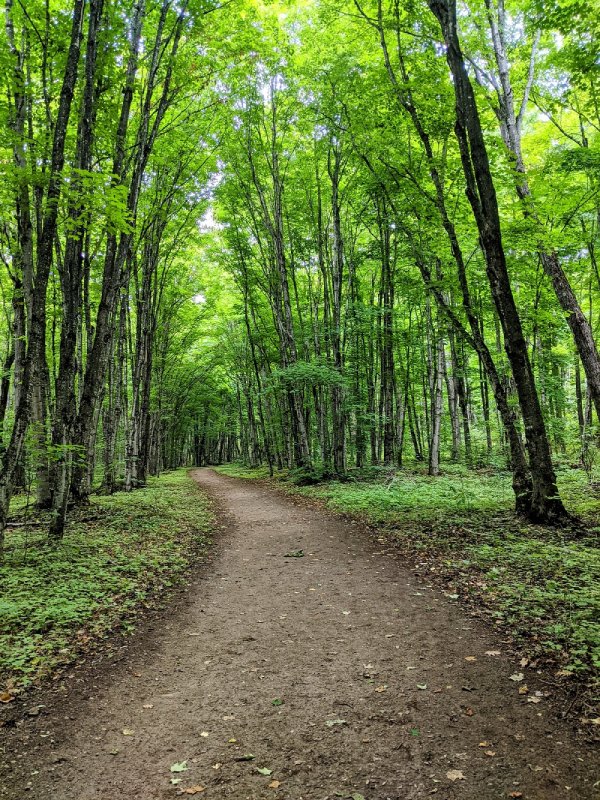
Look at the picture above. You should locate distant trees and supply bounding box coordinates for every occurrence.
[0,0,599,546]
[208,0,600,524]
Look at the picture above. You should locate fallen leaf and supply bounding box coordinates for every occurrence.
[142,703,154,709]
[417,683,427,690]
[478,741,490,747]
[342,611,351,615]
[446,769,465,781]
[519,657,529,667]
[509,793,523,798]
[485,650,501,656]
[325,719,347,727]
[0,692,14,704]
[212,763,222,770]
[518,685,529,695]
[256,767,273,776]
[170,778,183,786]
[464,707,474,716]
[374,685,387,693]
[268,780,281,789]
[122,729,134,736]
[227,738,237,744]
[235,754,256,761]
[527,696,541,704]
[178,787,205,795]
[464,656,477,662]
[170,761,189,773]
[351,794,366,800]
[485,750,496,757]
[509,673,524,682]
[200,731,209,737]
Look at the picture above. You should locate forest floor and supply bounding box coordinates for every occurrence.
[1,468,599,799]
[215,463,600,696]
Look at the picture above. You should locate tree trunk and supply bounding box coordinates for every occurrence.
[428,0,568,523]
[484,3,600,425]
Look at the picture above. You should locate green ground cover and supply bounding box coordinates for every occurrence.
[216,463,600,686]
[0,470,213,692]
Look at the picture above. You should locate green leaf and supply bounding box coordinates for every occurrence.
[170,761,188,773]
[256,767,273,775]
[272,698,284,706]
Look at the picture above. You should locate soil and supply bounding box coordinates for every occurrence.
[0,468,598,800]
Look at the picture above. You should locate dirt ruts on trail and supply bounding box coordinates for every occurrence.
[0,468,598,799]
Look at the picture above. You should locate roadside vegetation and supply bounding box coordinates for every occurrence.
[0,471,212,698]
[216,463,600,707]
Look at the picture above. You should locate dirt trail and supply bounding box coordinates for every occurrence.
[1,469,598,800]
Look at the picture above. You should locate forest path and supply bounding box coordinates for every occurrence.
[2,468,598,800]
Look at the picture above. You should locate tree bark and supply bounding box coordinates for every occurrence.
[428,0,568,523]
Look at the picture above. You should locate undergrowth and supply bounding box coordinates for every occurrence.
[0,470,212,691]
[216,462,600,686]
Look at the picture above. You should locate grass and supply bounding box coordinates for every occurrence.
[216,462,600,689]
[0,469,213,692]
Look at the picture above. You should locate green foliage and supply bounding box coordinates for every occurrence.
[215,464,280,480]
[0,471,213,687]
[272,361,345,388]
[296,468,513,522]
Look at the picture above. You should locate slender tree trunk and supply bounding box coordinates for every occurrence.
[49,0,104,538]
[485,3,600,424]
[329,144,346,475]
[428,0,567,523]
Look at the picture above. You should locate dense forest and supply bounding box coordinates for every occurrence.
[1,3,600,797]
[1,0,600,550]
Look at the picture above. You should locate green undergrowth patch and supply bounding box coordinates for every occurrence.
[217,463,600,685]
[216,463,282,480]
[0,470,213,691]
